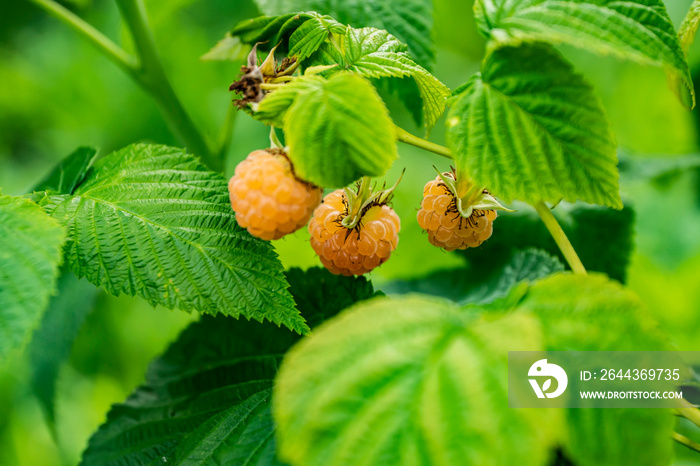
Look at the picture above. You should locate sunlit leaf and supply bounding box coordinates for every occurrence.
[256,73,397,187]
[447,43,622,208]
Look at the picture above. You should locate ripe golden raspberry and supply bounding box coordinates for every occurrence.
[229,149,322,240]
[417,176,497,251]
[309,189,400,276]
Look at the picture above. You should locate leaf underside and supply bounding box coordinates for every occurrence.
[80,268,377,466]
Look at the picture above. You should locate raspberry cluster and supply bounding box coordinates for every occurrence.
[309,190,400,276]
[228,149,322,240]
[417,176,497,251]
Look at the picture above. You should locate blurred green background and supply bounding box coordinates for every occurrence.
[2,0,700,464]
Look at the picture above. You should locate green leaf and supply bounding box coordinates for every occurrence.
[383,248,563,304]
[231,12,345,61]
[447,43,622,208]
[518,274,672,465]
[680,0,700,53]
[81,267,376,466]
[254,0,435,66]
[257,73,398,187]
[274,274,672,466]
[474,0,694,107]
[465,203,635,283]
[273,294,556,466]
[43,144,306,334]
[201,33,249,61]
[308,27,450,132]
[28,268,98,425]
[0,195,65,359]
[33,146,97,194]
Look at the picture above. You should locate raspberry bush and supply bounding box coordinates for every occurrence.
[2,0,700,464]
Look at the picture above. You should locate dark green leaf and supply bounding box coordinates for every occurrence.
[474,0,694,107]
[256,73,398,187]
[28,268,98,424]
[43,144,306,334]
[231,12,345,61]
[382,248,563,304]
[81,268,376,466]
[618,152,700,183]
[465,203,635,283]
[32,146,97,195]
[447,43,622,208]
[254,0,435,66]
[0,194,65,359]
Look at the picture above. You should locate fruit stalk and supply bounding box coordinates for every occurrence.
[533,200,587,275]
[394,126,452,159]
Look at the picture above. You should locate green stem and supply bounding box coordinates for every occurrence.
[533,200,587,275]
[115,0,218,170]
[30,0,221,171]
[677,399,700,427]
[673,432,700,454]
[28,0,137,72]
[394,125,452,159]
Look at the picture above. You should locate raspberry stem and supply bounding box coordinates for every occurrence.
[30,0,221,171]
[395,126,452,159]
[672,432,700,454]
[533,201,587,275]
[676,399,700,428]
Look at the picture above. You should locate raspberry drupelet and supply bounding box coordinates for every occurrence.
[229,149,322,240]
[309,189,400,276]
[417,174,501,251]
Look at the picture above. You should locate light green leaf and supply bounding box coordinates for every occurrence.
[680,0,700,53]
[474,0,694,107]
[274,274,673,466]
[519,274,672,465]
[28,268,98,424]
[43,144,306,334]
[201,33,249,61]
[254,0,435,66]
[447,43,622,208]
[257,73,398,187]
[0,195,65,359]
[274,294,556,466]
[308,27,450,132]
[33,146,97,194]
[81,268,377,466]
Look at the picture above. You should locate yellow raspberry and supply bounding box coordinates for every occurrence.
[309,189,400,276]
[228,149,322,240]
[417,176,497,251]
